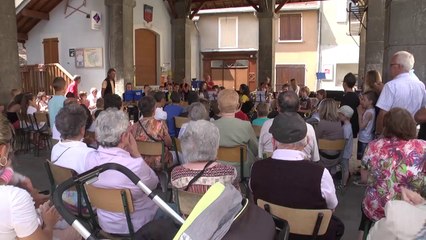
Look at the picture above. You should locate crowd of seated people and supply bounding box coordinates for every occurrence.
[3,54,426,239]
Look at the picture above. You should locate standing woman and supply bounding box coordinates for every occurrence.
[101,68,116,98]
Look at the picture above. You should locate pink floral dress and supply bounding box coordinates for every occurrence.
[362,137,426,221]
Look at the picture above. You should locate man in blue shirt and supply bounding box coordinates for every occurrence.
[164,92,184,137]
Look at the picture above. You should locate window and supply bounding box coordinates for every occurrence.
[279,14,302,41]
[218,17,238,48]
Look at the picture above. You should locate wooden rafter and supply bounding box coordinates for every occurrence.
[18,32,28,41]
[246,0,260,11]
[190,1,206,19]
[21,9,49,20]
[167,0,178,18]
[275,0,290,13]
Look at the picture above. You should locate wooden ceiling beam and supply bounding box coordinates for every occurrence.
[21,9,49,20]
[275,0,290,13]
[18,32,28,41]
[190,1,206,19]
[246,0,260,11]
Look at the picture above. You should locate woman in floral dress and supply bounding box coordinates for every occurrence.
[358,108,426,238]
[131,96,173,171]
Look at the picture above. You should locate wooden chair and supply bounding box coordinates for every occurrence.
[174,116,189,129]
[84,184,135,239]
[173,137,182,165]
[33,112,52,156]
[174,189,203,216]
[257,199,332,239]
[318,139,346,151]
[217,145,247,182]
[15,112,34,152]
[252,125,262,138]
[44,161,91,220]
[136,141,168,192]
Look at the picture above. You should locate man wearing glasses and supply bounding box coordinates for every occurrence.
[375,51,426,135]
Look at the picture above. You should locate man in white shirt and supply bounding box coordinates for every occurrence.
[250,111,343,239]
[259,91,319,161]
[375,51,426,134]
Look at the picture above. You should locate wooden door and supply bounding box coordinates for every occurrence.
[43,38,59,64]
[135,29,157,86]
[276,65,305,90]
[235,68,248,90]
[223,68,236,90]
[212,69,223,87]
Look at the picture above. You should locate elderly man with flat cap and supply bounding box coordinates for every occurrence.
[250,112,344,240]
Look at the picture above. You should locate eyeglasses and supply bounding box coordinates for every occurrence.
[390,63,400,67]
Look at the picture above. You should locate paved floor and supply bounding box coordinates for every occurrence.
[13,149,365,240]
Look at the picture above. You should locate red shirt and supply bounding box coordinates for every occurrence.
[235,111,249,121]
[207,80,214,90]
[66,82,78,97]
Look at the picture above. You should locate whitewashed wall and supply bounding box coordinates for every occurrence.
[26,0,107,93]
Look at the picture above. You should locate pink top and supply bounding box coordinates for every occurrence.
[84,146,159,234]
[66,82,78,97]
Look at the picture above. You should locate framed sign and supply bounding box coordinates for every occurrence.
[74,48,103,68]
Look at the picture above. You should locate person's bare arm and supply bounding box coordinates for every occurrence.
[414,107,426,123]
[359,111,372,130]
[375,109,387,135]
[20,202,59,240]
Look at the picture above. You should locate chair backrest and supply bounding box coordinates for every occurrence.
[257,199,332,236]
[45,160,76,191]
[136,141,164,156]
[174,138,182,152]
[84,184,134,213]
[176,189,203,216]
[174,116,189,129]
[217,145,247,179]
[252,125,262,138]
[33,112,49,125]
[318,139,346,151]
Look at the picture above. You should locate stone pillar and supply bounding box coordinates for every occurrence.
[383,0,426,83]
[363,0,385,80]
[0,0,20,106]
[171,0,191,84]
[105,0,135,97]
[257,0,276,88]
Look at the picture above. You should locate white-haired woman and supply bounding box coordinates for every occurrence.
[84,108,159,235]
[177,102,209,138]
[171,120,238,194]
[87,87,98,111]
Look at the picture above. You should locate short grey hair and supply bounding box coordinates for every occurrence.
[56,103,87,140]
[187,102,209,121]
[180,120,219,163]
[95,108,129,147]
[393,51,415,72]
[275,136,308,150]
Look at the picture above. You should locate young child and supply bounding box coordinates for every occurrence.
[338,105,354,189]
[48,77,67,144]
[153,91,167,121]
[298,86,312,118]
[252,102,269,126]
[354,91,377,186]
[79,91,90,108]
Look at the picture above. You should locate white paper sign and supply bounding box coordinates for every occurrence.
[91,11,101,30]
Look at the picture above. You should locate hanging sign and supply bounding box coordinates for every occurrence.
[91,11,101,30]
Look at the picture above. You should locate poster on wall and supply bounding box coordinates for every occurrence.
[144,4,153,23]
[321,64,334,80]
[75,48,84,68]
[84,48,103,68]
[91,11,102,30]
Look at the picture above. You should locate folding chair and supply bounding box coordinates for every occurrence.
[136,141,169,193]
[257,199,332,240]
[174,189,203,217]
[33,112,52,156]
[84,184,135,239]
[252,125,262,138]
